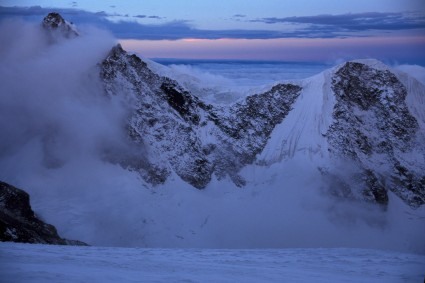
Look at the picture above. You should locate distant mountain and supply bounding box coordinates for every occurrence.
[42,12,78,39]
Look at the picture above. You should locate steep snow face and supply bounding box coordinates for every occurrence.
[258,70,334,165]
[100,44,302,188]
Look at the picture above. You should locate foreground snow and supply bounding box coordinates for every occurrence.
[0,243,424,283]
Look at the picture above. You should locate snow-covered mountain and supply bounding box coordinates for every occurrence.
[99,41,425,208]
[42,12,78,39]
[1,13,424,250]
[101,44,302,188]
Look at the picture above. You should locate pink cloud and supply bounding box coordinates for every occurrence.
[120,36,425,63]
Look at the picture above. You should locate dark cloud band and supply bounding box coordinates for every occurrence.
[1,6,424,40]
[253,12,425,31]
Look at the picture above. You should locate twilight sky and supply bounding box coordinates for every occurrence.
[1,0,425,63]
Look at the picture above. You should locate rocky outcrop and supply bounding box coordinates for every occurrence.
[326,62,425,207]
[207,84,301,185]
[100,44,212,188]
[0,181,86,245]
[100,44,302,188]
[42,12,78,39]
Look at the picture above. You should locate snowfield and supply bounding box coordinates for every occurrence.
[0,243,424,283]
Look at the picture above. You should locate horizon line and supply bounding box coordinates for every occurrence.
[146,57,425,66]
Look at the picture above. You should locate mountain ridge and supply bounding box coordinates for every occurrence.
[99,42,424,207]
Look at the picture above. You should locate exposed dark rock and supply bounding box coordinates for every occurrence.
[327,62,424,207]
[160,79,201,124]
[42,12,66,28]
[320,167,388,207]
[209,83,301,182]
[42,12,79,39]
[362,169,388,206]
[0,181,86,245]
[100,45,302,189]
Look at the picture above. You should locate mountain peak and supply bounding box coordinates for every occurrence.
[42,12,79,38]
[42,12,65,28]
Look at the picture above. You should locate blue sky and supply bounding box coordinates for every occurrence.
[1,0,424,63]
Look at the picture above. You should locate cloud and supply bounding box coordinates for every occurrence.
[147,15,163,19]
[254,12,425,31]
[133,15,163,19]
[1,6,424,40]
[0,6,289,40]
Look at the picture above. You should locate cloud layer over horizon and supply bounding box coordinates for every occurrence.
[1,6,424,40]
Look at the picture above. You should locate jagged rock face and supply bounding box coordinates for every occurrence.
[42,12,78,39]
[326,62,425,207]
[0,181,86,245]
[100,45,302,188]
[101,44,212,188]
[208,84,301,184]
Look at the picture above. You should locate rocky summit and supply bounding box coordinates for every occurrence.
[42,12,79,39]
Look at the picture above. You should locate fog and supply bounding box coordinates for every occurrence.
[395,64,425,85]
[0,19,424,254]
[147,59,330,103]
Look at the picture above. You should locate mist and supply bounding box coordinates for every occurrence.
[0,19,424,254]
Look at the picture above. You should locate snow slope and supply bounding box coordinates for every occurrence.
[0,242,424,283]
[257,70,334,164]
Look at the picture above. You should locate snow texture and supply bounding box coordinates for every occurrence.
[0,242,424,283]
